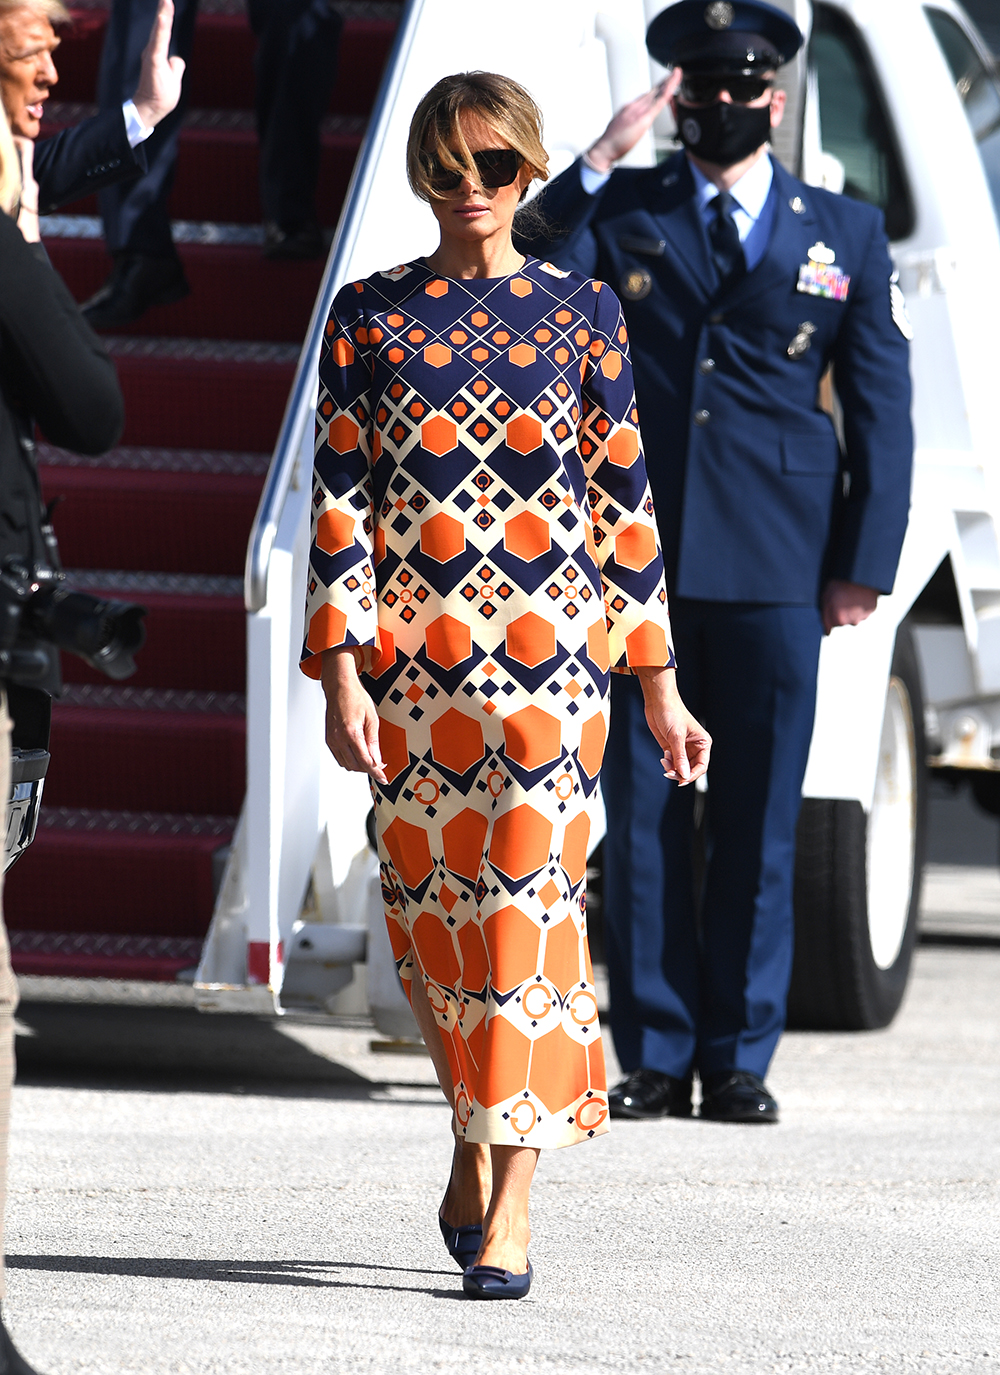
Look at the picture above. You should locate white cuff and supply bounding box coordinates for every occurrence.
[579,156,612,196]
[122,99,154,148]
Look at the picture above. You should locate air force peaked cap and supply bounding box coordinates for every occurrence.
[647,1,804,73]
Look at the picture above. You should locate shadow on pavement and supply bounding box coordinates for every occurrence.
[918,930,1000,949]
[12,1002,377,1099]
[6,1254,458,1297]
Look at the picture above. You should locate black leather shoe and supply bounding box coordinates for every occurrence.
[81,253,190,330]
[262,219,324,261]
[0,1310,45,1375]
[608,1068,693,1119]
[699,1070,778,1123]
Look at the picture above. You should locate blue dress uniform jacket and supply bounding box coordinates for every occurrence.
[516,149,914,1084]
[518,151,913,604]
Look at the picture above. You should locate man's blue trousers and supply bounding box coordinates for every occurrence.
[600,599,824,1079]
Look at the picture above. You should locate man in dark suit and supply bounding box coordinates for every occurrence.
[248,0,343,260]
[517,0,913,1123]
[0,0,183,215]
[81,0,197,328]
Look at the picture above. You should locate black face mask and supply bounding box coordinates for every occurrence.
[675,99,773,167]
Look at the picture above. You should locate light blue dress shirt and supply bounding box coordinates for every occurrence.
[580,150,777,271]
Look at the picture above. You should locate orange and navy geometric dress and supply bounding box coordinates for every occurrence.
[302,256,674,1149]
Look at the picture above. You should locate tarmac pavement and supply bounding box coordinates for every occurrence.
[2,783,999,1375]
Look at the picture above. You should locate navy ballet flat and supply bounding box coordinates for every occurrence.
[462,1259,533,1299]
[438,1212,484,1271]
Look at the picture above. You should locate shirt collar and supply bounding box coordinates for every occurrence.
[688,151,774,221]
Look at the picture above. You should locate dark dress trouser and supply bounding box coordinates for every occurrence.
[96,0,200,257]
[247,0,343,231]
[601,598,824,1081]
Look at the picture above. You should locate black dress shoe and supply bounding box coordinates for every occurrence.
[262,219,324,261]
[699,1070,778,1123]
[0,1310,45,1375]
[608,1068,693,1119]
[81,253,190,331]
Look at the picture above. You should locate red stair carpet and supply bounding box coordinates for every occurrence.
[3,0,400,981]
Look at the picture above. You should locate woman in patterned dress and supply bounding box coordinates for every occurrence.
[302,72,710,1298]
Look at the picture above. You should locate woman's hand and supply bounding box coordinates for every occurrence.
[585,70,681,173]
[320,647,387,785]
[12,136,40,243]
[635,665,711,787]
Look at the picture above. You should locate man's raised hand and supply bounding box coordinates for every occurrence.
[585,69,681,174]
[133,0,185,131]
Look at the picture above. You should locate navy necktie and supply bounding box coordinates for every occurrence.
[709,191,746,289]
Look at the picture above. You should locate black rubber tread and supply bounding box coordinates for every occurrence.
[787,622,927,1031]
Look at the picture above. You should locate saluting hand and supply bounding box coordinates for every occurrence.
[132,0,185,132]
[585,69,681,174]
[636,665,711,787]
[320,647,388,785]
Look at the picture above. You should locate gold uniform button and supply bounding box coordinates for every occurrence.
[620,268,652,301]
[693,409,710,426]
[699,358,715,374]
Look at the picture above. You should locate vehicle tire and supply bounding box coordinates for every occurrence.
[787,620,927,1030]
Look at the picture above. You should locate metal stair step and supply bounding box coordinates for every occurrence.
[40,457,266,576]
[47,694,246,814]
[56,3,398,117]
[4,807,236,950]
[103,335,298,451]
[43,229,325,343]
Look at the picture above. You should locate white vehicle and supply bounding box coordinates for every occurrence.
[194,0,1000,1036]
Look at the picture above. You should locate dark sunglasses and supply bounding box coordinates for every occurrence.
[678,74,774,105]
[425,147,523,193]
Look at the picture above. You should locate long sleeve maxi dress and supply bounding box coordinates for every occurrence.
[302,256,674,1150]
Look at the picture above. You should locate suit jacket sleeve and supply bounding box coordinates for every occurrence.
[0,213,124,453]
[828,210,914,593]
[34,108,148,215]
[515,157,608,276]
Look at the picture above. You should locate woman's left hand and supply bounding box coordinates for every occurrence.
[635,665,711,787]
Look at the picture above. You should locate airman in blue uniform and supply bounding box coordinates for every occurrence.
[516,0,913,1122]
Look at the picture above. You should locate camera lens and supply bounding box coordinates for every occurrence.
[30,589,147,680]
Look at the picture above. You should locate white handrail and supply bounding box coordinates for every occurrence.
[244,0,426,614]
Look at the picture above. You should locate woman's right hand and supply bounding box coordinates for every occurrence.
[12,136,40,243]
[320,647,387,785]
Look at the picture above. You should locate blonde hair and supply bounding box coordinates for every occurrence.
[0,0,70,21]
[407,71,549,202]
[0,99,20,217]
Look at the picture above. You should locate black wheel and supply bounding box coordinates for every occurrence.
[787,621,927,1030]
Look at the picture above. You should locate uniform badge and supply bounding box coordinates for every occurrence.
[787,321,816,360]
[620,268,652,301]
[705,2,734,29]
[806,241,836,264]
[796,245,850,301]
[889,270,913,341]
